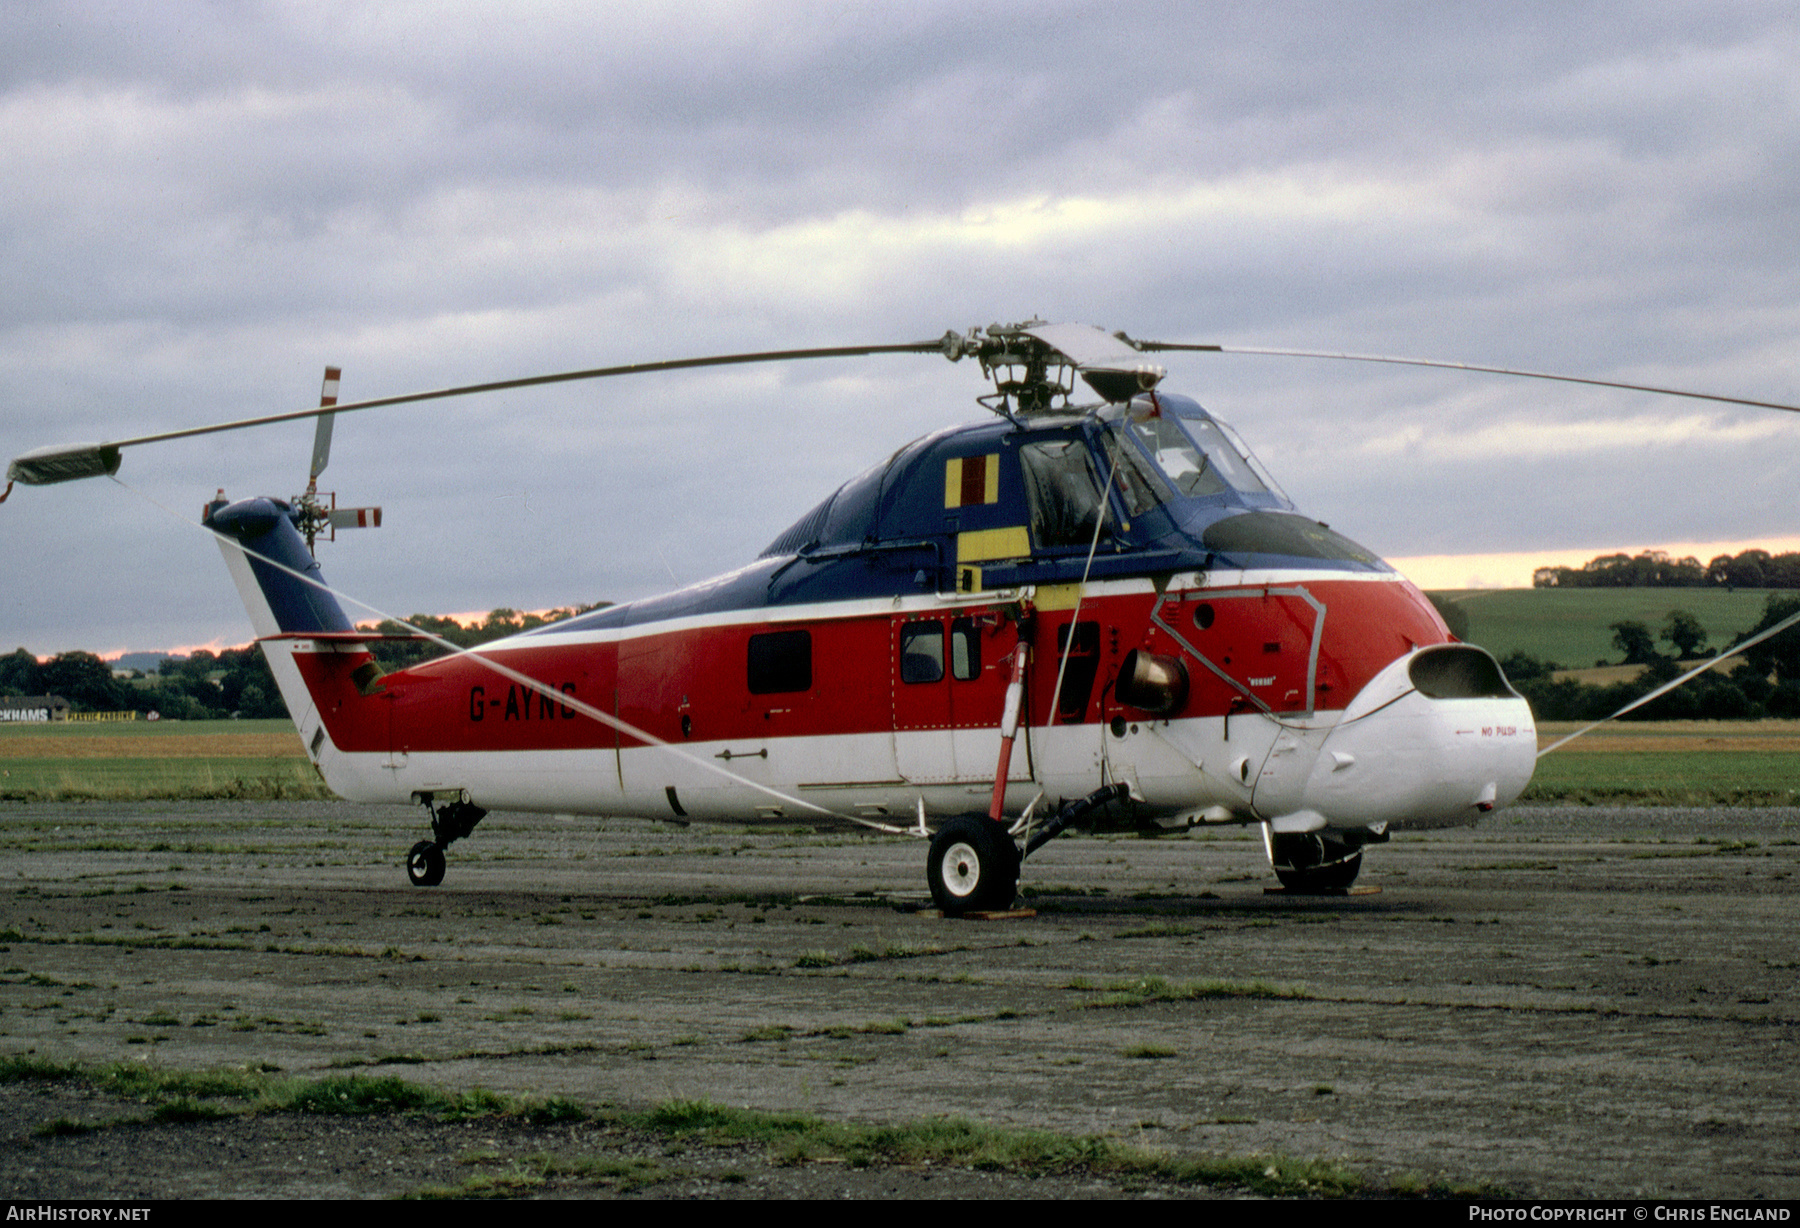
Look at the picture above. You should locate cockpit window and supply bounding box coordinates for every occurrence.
[1019,438,1111,549]
[1178,406,1291,504]
[1115,414,1226,498]
[1180,416,1269,495]
[1210,417,1290,501]
[1099,426,1172,518]
[1118,408,1273,500]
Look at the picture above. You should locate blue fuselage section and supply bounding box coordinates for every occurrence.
[547,392,1389,635]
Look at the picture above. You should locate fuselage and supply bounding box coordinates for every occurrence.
[212,390,1537,841]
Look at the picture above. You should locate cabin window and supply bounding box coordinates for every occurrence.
[899,621,945,684]
[748,629,812,694]
[1019,439,1111,549]
[950,618,981,681]
[1053,620,1101,721]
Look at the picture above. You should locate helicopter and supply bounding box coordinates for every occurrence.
[9,321,1794,914]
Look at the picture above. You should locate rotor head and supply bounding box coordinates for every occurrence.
[938,321,1167,416]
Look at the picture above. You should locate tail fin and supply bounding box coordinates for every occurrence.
[204,495,354,639]
[206,495,385,797]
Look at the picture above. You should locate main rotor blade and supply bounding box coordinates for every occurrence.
[8,341,943,487]
[1134,342,1800,416]
[118,342,945,450]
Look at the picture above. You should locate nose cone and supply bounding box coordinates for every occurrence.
[1297,645,1536,829]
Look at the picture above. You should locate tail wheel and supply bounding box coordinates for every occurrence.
[407,840,446,887]
[1269,832,1363,893]
[927,815,1020,916]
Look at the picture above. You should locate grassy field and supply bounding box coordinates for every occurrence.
[1527,719,1800,805]
[3,715,1795,807]
[1429,586,1777,666]
[0,718,327,801]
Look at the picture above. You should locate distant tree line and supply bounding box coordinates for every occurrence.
[1533,549,1800,589]
[0,646,288,720]
[354,605,606,671]
[0,604,607,720]
[1503,595,1800,721]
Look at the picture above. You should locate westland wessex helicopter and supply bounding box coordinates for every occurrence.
[8,322,1796,913]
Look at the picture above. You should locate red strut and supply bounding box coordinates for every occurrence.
[988,638,1031,822]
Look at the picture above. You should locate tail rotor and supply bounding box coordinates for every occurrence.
[294,366,381,554]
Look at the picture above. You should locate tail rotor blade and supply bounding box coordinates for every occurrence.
[327,506,381,530]
[309,366,341,484]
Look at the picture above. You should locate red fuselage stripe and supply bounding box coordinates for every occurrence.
[289,579,1450,755]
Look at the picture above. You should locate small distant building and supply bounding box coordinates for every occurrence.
[0,695,71,723]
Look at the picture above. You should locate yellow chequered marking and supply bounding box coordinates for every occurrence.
[1032,583,1085,611]
[944,454,1001,508]
[956,525,1031,562]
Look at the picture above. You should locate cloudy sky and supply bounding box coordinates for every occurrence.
[4,0,1799,657]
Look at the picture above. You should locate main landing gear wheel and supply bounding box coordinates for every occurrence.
[404,794,486,887]
[407,840,446,888]
[927,815,1021,916]
[1270,832,1363,893]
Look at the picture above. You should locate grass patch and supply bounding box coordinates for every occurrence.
[406,1171,544,1199]
[150,1096,235,1123]
[1,1055,267,1102]
[517,1097,588,1125]
[1088,976,1307,1008]
[0,721,328,802]
[1117,922,1202,939]
[280,1075,468,1116]
[406,1153,677,1199]
[795,942,949,969]
[848,942,942,963]
[740,1024,794,1042]
[1431,587,1774,666]
[1525,747,1800,806]
[0,1056,588,1127]
[1121,1043,1178,1059]
[632,1099,1377,1196]
[0,759,329,803]
[5,1058,1487,1198]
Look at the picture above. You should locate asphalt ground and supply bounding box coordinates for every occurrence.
[2,799,1798,1198]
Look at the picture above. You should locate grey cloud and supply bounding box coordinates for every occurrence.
[4,1,1800,654]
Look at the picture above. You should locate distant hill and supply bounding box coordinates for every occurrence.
[1428,588,1775,667]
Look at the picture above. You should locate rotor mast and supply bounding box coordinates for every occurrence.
[936,321,1167,417]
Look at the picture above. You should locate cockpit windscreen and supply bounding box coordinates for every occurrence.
[1114,407,1271,500]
